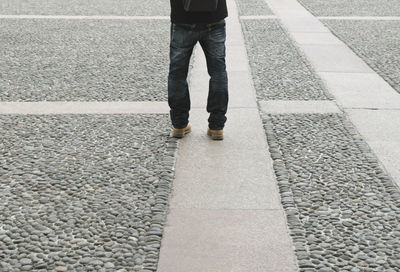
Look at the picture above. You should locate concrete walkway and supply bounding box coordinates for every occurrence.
[159,0,400,271]
[157,0,297,271]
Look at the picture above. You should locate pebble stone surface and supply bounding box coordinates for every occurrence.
[241,19,331,101]
[262,113,400,271]
[297,0,400,16]
[0,114,178,271]
[0,0,170,16]
[234,0,274,16]
[321,20,400,94]
[0,19,170,101]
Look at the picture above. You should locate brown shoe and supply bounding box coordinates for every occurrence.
[207,128,223,140]
[172,124,191,138]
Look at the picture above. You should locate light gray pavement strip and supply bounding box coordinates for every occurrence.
[0,102,169,114]
[0,0,170,16]
[0,19,169,101]
[234,0,274,16]
[346,109,400,189]
[0,114,177,271]
[158,0,297,271]
[321,20,400,94]
[259,101,342,114]
[318,72,400,110]
[297,0,400,17]
[262,113,400,271]
[240,19,330,100]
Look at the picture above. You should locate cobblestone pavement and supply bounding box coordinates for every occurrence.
[297,0,400,16]
[0,0,170,16]
[234,0,273,16]
[0,19,170,101]
[0,115,177,271]
[241,19,331,100]
[321,20,400,94]
[262,113,400,271]
[1,0,400,271]
[237,1,400,271]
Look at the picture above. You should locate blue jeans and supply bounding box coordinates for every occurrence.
[168,20,228,130]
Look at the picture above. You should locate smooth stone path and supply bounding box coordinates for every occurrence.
[157,0,297,271]
[0,101,170,114]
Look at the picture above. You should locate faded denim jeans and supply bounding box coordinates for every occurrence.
[168,19,228,130]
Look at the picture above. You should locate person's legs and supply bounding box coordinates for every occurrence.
[199,20,228,130]
[168,24,198,129]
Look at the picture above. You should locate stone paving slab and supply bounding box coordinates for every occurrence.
[0,0,170,16]
[290,32,344,45]
[346,108,400,190]
[0,19,169,101]
[168,108,282,210]
[318,72,400,109]
[321,20,400,94]
[0,102,170,114]
[240,19,330,100]
[234,0,274,16]
[158,209,296,272]
[297,0,400,16]
[0,114,177,271]
[300,44,374,73]
[262,113,400,271]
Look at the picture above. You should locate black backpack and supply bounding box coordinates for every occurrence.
[183,0,219,12]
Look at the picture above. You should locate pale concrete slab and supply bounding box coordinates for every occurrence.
[346,109,400,142]
[279,17,330,33]
[226,45,250,71]
[346,109,400,188]
[158,209,297,272]
[0,101,169,114]
[169,109,282,210]
[290,32,344,45]
[366,141,400,189]
[300,44,374,73]
[259,100,342,114]
[319,72,400,109]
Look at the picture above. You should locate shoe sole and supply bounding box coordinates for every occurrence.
[207,130,223,140]
[172,127,191,138]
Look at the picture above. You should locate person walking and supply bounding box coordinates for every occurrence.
[168,0,229,140]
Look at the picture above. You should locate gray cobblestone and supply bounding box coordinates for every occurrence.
[0,114,178,271]
[262,113,400,271]
[241,19,331,100]
[0,19,170,101]
[0,0,169,16]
